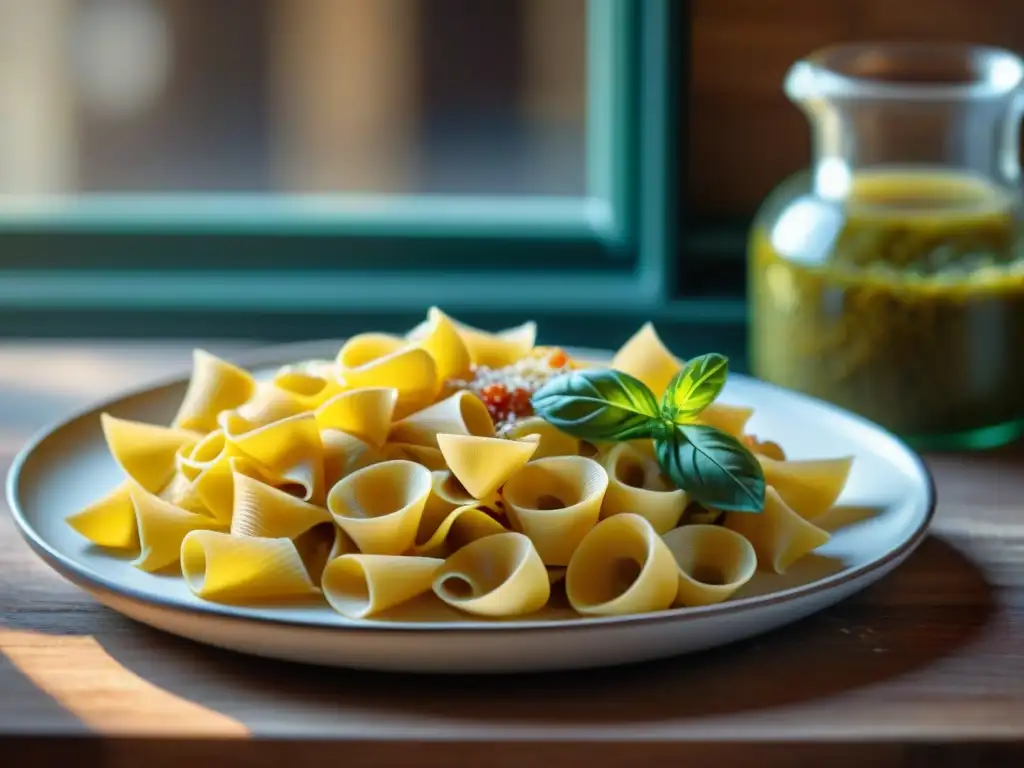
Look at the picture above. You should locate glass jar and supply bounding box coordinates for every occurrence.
[749,43,1024,450]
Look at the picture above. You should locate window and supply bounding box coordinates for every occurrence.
[0,1,698,356]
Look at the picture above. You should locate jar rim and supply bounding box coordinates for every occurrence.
[786,42,1024,102]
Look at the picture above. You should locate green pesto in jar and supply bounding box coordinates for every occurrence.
[750,169,1024,441]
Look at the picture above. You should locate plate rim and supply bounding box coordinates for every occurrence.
[6,338,937,635]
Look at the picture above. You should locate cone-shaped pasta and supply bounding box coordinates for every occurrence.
[232,383,311,428]
[130,486,223,572]
[501,455,607,566]
[327,460,432,555]
[172,349,256,433]
[420,470,478,538]
[437,433,538,500]
[273,368,346,410]
[322,554,443,619]
[225,412,325,506]
[158,471,208,516]
[746,435,787,461]
[321,429,383,488]
[293,522,340,586]
[502,416,580,459]
[416,307,473,382]
[337,334,438,418]
[600,443,687,534]
[432,532,549,617]
[611,322,681,397]
[66,482,138,550]
[177,428,232,482]
[193,451,282,524]
[758,455,853,519]
[380,442,448,471]
[315,388,397,449]
[389,390,495,448]
[565,513,677,616]
[413,504,508,558]
[662,524,757,606]
[101,413,200,493]
[725,487,831,574]
[230,472,332,539]
[451,319,537,368]
[181,530,318,603]
[698,402,755,438]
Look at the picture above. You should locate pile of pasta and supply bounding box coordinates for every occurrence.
[68,308,854,620]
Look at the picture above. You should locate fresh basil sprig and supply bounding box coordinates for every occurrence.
[530,353,765,513]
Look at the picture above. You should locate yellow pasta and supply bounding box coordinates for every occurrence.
[661,524,757,606]
[436,433,538,500]
[173,349,257,433]
[565,513,678,616]
[501,455,608,566]
[725,487,831,574]
[413,504,508,558]
[501,416,580,459]
[758,455,854,519]
[72,309,856,623]
[224,412,325,506]
[315,387,398,448]
[181,530,319,602]
[432,532,550,617]
[415,306,473,382]
[101,413,200,493]
[388,390,494,448]
[600,443,687,533]
[66,481,138,550]
[327,460,432,555]
[322,554,443,619]
[611,322,681,397]
[130,485,224,572]
[698,402,755,438]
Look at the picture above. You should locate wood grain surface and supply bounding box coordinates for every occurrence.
[0,342,1022,766]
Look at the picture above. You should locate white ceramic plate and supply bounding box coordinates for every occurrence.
[6,340,935,673]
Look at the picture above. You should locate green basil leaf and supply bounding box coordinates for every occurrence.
[530,369,662,441]
[661,353,729,423]
[656,423,765,512]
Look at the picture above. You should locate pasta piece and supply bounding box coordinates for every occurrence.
[101,413,200,493]
[501,455,608,566]
[413,504,508,559]
[336,334,438,418]
[66,481,138,550]
[176,428,231,483]
[327,460,432,555]
[745,435,787,461]
[388,390,495,448]
[611,322,681,397]
[565,513,678,616]
[130,486,223,572]
[293,522,340,586]
[315,387,397,449]
[322,554,443,619]
[231,383,311,428]
[172,349,256,433]
[758,455,854,519]
[502,416,580,459]
[415,306,473,382]
[230,472,332,539]
[224,412,325,506]
[419,470,478,539]
[437,433,538,500]
[412,312,538,369]
[432,532,549,617]
[380,442,448,471]
[158,471,209,516]
[697,402,755,438]
[181,530,318,603]
[725,487,831,574]
[661,524,757,606]
[321,429,383,488]
[600,443,687,534]
[192,452,283,524]
[272,368,346,410]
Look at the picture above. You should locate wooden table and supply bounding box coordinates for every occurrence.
[1,342,1022,767]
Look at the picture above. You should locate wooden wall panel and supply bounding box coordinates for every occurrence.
[690,0,1024,218]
